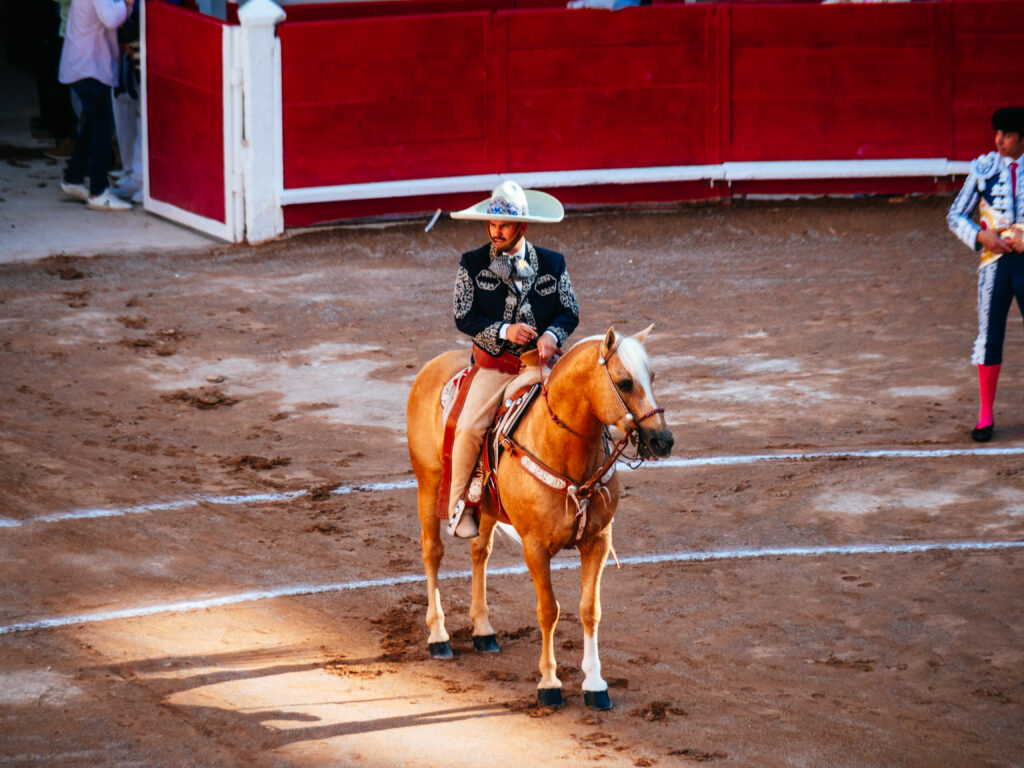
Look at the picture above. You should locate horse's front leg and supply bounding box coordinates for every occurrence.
[523,540,562,706]
[578,528,613,709]
[469,512,500,652]
[416,475,452,659]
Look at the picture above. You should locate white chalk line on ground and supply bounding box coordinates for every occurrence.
[1,539,1021,636]
[2,445,1022,529]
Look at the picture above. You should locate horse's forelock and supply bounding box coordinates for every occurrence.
[615,336,655,402]
[568,334,651,380]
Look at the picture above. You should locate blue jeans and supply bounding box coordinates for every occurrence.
[63,78,114,196]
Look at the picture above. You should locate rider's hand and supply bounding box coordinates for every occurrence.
[507,323,538,346]
[536,332,559,364]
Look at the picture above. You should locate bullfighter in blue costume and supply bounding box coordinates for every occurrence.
[947,106,1024,442]
[444,181,579,538]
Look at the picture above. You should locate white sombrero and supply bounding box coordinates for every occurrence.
[450,180,564,223]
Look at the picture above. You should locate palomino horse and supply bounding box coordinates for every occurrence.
[406,326,673,708]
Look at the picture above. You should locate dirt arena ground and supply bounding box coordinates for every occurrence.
[1,196,1022,767]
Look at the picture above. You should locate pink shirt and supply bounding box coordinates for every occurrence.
[58,0,130,87]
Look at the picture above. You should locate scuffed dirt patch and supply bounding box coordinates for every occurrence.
[163,387,238,409]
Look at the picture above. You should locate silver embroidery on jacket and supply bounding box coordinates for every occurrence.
[454,266,474,319]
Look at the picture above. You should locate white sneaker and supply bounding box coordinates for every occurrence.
[87,188,133,211]
[60,181,89,202]
[131,189,143,204]
[447,500,479,539]
[113,177,141,199]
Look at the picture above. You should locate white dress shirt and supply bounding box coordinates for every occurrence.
[59,0,130,87]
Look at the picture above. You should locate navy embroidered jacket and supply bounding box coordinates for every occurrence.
[453,242,579,357]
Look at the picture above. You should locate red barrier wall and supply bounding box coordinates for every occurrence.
[506,6,720,171]
[269,0,1023,225]
[952,0,1024,159]
[280,12,504,188]
[729,3,953,161]
[146,1,226,224]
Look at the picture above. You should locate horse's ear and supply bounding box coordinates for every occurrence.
[600,327,617,360]
[633,323,655,344]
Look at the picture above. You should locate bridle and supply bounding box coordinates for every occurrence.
[540,337,664,454]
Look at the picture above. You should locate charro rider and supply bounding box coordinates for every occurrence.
[442,180,580,538]
[947,106,1024,442]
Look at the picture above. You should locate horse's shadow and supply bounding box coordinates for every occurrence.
[92,644,515,748]
[173,700,511,750]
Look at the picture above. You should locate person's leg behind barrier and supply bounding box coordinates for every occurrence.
[63,80,92,190]
[74,79,116,197]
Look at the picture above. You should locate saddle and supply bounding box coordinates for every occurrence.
[436,362,540,523]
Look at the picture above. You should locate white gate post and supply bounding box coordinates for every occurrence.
[238,0,286,243]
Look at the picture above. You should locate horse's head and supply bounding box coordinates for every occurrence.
[592,325,674,459]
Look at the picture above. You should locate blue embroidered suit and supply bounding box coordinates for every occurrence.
[947,151,1024,366]
[947,151,1022,251]
[453,242,579,357]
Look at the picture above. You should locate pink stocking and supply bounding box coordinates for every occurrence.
[977,364,1001,429]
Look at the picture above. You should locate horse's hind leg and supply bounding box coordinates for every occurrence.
[416,473,451,658]
[469,512,499,652]
[523,541,563,706]
[578,529,613,709]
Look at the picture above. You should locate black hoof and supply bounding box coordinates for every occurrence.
[583,689,613,710]
[472,634,500,653]
[537,687,564,707]
[428,641,453,659]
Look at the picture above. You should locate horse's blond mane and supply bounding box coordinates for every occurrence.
[565,333,653,387]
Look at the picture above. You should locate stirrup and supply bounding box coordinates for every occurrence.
[447,500,479,539]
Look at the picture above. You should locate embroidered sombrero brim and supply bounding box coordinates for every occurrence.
[450,187,564,223]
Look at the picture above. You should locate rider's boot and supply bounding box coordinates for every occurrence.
[447,499,479,538]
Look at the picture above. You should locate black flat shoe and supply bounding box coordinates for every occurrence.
[971,424,994,442]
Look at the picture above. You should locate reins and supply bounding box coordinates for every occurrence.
[510,339,665,546]
[539,337,665,449]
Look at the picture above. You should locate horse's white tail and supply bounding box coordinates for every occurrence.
[496,522,522,547]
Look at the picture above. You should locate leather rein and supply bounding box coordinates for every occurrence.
[500,338,664,546]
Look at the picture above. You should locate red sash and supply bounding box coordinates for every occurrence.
[472,344,523,375]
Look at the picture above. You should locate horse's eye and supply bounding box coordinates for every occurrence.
[616,379,633,393]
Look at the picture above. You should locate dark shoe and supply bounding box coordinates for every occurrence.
[44,138,74,160]
[971,424,993,443]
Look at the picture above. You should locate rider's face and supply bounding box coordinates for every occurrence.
[487,220,526,253]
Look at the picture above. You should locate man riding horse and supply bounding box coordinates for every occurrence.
[442,180,580,538]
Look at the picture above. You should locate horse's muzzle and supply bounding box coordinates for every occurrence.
[638,426,674,459]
